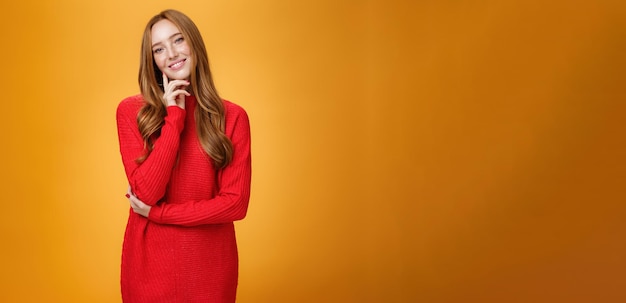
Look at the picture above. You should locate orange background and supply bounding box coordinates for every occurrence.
[1,0,625,302]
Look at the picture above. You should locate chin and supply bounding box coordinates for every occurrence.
[166,71,191,81]
[169,75,187,80]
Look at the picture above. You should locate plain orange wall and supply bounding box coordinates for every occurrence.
[0,0,625,302]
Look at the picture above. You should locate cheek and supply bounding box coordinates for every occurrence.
[153,55,167,69]
[181,42,191,56]
[182,46,194,67]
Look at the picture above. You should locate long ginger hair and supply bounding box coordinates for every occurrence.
[137,9,233,168]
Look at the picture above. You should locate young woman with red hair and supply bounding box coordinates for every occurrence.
[116,9,251,302]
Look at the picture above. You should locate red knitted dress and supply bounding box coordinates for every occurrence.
[116,94,251,302]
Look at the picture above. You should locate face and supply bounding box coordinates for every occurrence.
[151,19,193,81]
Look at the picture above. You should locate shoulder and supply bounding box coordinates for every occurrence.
[223,100,247,116]
[116,94,145,118]
[223,100,250,135]
[223,100,249,122]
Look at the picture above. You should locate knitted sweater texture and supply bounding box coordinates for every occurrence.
[116,94,251,302]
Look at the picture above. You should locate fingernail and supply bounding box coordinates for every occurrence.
[125,194,130,198]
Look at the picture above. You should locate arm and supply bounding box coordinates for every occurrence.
[116,100,185,205]
[117,76,190,205]
[147,105,252,226]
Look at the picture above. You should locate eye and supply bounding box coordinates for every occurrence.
[174,37,184,44]
[153,47,164,54]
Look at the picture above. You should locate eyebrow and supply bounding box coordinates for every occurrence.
[151,32,183,48]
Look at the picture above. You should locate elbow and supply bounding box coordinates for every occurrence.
[134,189,164,206]
[128,169,170,206]
[144,188,166,206]
[130,182,165,206]
[226,193,250,222]
[233,204,249,221]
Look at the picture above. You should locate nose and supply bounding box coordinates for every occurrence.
[166,46,179,59]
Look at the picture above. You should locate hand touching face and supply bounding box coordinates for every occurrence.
[161,73,189,109]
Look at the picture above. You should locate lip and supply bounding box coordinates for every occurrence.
[168,58,186,70]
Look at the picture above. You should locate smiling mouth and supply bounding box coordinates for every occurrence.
[169,59,186,69]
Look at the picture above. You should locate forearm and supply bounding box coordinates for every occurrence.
[126,121,181,204]
[148,191,250,226]
[118,106,185,205]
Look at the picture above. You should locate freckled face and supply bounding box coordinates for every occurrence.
[151,19,193,81]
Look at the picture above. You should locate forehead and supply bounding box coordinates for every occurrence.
[151,19,181,44]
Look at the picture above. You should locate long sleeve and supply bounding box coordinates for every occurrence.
[116,95,186,206]
[148,103,251,226]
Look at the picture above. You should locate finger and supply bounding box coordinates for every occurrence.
[163,80,188,94]
[129,197,142,212]
[167,80,190,90]
[175,94,185,108]
[167,89,190,102]
[162,73,169,87]
[128,192,139,203]
[173,89,191,97]
[127,193,146,206]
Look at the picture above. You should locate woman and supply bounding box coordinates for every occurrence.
[116,9,251,302]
